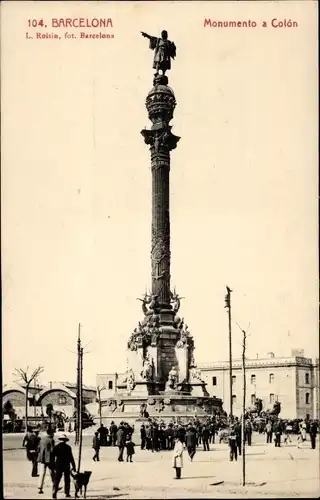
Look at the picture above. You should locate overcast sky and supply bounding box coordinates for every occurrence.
[2,1,318,388]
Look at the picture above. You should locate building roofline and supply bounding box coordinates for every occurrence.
[2,385,33,399]
[198,355,314,370]
[36,383,76,401]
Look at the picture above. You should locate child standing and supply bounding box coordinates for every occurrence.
[172,436,184,479]
[125,434,135,462]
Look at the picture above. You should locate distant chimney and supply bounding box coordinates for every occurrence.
[49,381,52,389]
[267,352,275,358]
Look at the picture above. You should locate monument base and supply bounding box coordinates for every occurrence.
[100,393,223,431]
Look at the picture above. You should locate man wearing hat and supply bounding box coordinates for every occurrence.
[116,424,126,462]
[52,434,76,498]
[185,424,197,462]
[25,428,41,477]
[228,425,238,462]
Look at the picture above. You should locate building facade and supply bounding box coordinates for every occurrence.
[198,350,319,420]
[96,373,119,401]
[2,381,97,420]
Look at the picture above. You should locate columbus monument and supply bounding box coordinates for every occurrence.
[100,31,223,421]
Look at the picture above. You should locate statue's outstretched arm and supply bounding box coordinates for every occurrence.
[141,31,152,39]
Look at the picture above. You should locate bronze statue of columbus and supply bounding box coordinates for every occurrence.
[141,30,176,76]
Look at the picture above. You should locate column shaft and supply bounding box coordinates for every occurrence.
[151,151,171,307]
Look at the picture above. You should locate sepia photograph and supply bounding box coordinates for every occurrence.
[1,1,319,498]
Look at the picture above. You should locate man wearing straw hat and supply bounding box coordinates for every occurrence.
[52,433,76,499]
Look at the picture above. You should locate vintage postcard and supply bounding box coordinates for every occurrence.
[1,1,318,498]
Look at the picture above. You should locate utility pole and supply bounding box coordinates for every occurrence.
[240,326,247,487]
[34,377,37,417]
[75,323,81,445]
[77,344,83,473]
[225,286,233,421]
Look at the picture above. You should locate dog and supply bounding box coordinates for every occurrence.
[71,470,92,499]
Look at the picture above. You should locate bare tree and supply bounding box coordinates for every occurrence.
[96,384,106,427]
[13,366,44,431]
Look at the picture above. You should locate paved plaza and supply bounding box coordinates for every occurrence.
[3,432,319,499]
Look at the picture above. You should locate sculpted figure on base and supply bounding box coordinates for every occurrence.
[141,353,154,381]
[141,30,176,76]
[137,292,152,315]
[126,369,136,392]
[170,288,184,313]
[165,366,178,391]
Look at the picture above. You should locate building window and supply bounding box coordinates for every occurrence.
[305,373,309,384]
[251,394,256,405]
[305,393,310,404]
[232,375,236,385]
[232,395,237,404]
[108,380,113,390]
[251,374,256,384]
[58,395,67,405]
[212,376,217,386]
[269,373,274,383]
[269,393,275,404]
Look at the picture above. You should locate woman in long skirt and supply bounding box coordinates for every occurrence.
[172,436,184,479]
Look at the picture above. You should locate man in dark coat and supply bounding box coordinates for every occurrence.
[140,424,146,450]
[266,420,273,444]
[145,424,152,450]
[92,431,101,461]
[274,420,282,447]
[201,425,210,451]
[110,421,118,446]
[209,422,216,444]
[152,423,160,452]
[52,434,76,498]
[228,425,238,462]
[245,420,252,446]
[185,425,197,461]
[159,425,166,450]
[25,429,41,477]
[22,426,33,448]
[116,425,126,462]
[38,429,55,494]
[124,422,134,439]
[234,420,242,456]
[178,425,186,443]
[309,420,318,450]
[166,424,174,450]
[97,423,108,446]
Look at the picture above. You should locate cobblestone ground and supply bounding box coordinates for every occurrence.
[3,433,319,499]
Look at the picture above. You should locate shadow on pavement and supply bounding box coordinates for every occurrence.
[246,452,268,456]
[181,475,215,480]
[85,494,128,499]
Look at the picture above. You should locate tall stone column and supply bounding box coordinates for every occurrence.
[151,146,170,306]
[141,75,180,310]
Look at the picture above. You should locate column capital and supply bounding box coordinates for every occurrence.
[141,127,180,153]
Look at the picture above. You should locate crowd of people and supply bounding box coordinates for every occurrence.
[93,415,318,475]
[22,414,319,495]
